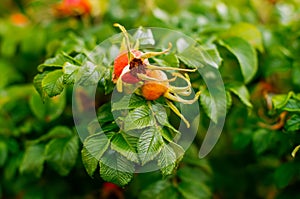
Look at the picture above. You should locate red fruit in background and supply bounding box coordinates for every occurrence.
[10,13,29,26]
[101,182,124,199]
[112,50,143,83]
[53,0,91,17]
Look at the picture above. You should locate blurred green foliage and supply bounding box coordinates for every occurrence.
[0,0,300,198]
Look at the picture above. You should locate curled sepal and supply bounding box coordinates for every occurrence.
[165,99,190,128]
[147,64,197,72]
[139,43,172,60]
[164,91,201,105]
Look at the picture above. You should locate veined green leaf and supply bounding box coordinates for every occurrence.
[226,82,253,108]
[112,94,146,111]
[138,127,164,165]
[82,132,110,177]
[124,105,155,131]
[45,131,79,176]
[19,144,45,178]
[219,37,258,84]
[100,150,134,186]
[41,70,64,97]
[76,61,101,86]
[62,62,80,84]
[111,132,139,163]
[157,143,177,176]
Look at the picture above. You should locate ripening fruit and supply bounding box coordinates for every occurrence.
[141,70,169,100]
[112,50,143,83]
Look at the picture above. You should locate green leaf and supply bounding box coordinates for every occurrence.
[0,141,8,166]
[45,129,79,176]
[19,144,45,178]
[219,37,258,83]
[274,162,296,188]
[82,132,110,177]
[178,181,211,199]
[177,44,219,69]
[112,94,146,111]
[200,89,218,123]
[203,44,223,67]
[124,105,155,131]
[138,127,164,165]
[133,27,155,46]
[34,126,73,143]
[139,180,178,199]
[111,133,139,163]
[29,90,66,122]
[153,53,180,67]
[157,143,177,176]
[177,166,211,185]
[42,70,64,97]
[252,129,273,155]
[62,62,80,84]
[283,99,300,112]
[222,22,264,52]
[76,61,101,86]
[38,53,75,72]
[151,103,168,126]
[271,92,294,110]
[226,82,253,108]
[100,150,134,186]
[285,114,300,131]
[151,103,180,139]
[97,103,114,125]
[33,72,49,100]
